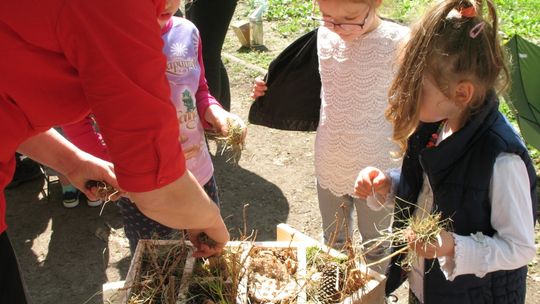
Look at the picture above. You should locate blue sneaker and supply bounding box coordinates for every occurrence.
[62,185,79,208]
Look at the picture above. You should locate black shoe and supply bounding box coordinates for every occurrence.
[6,155,44,189]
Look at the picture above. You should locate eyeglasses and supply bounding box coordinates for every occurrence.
[310,9,370,32]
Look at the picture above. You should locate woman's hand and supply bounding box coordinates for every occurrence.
[130,170,230,258]
[406,229,455,258]
[250,76,267,99]
[187,219,229,257]
[17,129,121,200]
[64,153,121,201]
[354,166,390,199]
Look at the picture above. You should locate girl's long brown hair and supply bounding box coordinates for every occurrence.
[386,0,509,156]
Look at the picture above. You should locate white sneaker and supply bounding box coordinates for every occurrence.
[62,190,79,208]
[87,197,103,207]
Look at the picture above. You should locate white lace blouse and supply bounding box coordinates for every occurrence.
[315,21,409,196]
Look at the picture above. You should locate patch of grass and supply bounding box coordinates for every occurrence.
[496,0,540,43]
[234,47,276,69]
[265,0,316,37]
[380,0,540,43]
[243,0,320,37]
[379,0,431,23]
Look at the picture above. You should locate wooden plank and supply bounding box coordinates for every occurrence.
[102,281,125,304]
[276,223,387,304]
[276,223,317,243]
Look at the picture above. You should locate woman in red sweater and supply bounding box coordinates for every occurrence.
[0,1,229,302]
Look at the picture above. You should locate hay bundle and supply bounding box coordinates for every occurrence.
[207,117,246,164]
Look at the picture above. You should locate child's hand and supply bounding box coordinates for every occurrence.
[406,229,455,258]
[250,76,267,99]
[205,105,247,141]
[354,166,390,199]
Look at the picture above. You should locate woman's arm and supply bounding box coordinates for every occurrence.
[17,129,118,200]
[129,170,228,257]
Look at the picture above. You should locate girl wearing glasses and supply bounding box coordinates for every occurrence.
[252,0,408,274]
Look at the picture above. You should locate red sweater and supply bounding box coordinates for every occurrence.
[0,0,187,234]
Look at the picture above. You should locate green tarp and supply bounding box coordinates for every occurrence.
[506,35,540,150]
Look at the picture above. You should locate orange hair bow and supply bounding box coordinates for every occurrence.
[459,5,477,18]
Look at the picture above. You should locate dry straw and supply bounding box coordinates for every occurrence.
[188,204,255,304]
[206,117,246,164]
[364,197,453,271]
[127,240,190,304]
[188,244,250,304]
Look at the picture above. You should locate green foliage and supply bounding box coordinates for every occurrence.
[496,0,540,43]
[265,0,312,20]
[306,246,347,267]
[245,0,539,41]
[266,0,318,37]
[380,0,540,42]
[379,0,431,23]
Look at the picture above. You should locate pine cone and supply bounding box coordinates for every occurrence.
[317,262,343,304]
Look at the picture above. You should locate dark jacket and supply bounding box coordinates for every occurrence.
[386,92,537,303]
[248,29,321,131]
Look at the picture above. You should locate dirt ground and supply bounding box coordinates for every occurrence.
[4,3,540,304]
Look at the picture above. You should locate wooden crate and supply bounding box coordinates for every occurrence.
[121,239,195,303]
[121,240,306,303]
[277,224,387,304]
[120,224,386,304]
[231,20,250,48]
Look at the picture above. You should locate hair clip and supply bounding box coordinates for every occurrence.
[469,21,485,38]
[459,6,477,18]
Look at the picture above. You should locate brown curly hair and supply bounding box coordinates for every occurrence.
[386,0,509,156]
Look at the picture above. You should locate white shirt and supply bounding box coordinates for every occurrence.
[409,153,536,302]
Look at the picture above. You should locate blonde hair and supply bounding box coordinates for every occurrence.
[386,0,509,156]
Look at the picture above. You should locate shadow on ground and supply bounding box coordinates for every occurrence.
[5,178,129,304]
[212,153,290,241]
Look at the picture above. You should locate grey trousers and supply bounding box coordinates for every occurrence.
[317,182,392,274]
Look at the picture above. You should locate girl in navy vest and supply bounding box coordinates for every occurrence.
[354,0,537,303]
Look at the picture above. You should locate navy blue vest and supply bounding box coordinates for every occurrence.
[386,92,537,303]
